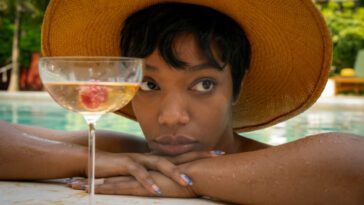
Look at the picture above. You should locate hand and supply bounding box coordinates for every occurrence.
[74,150,224,195]
[73,171,198,198]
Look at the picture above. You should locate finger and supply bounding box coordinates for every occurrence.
[71,180,87,190]
[131,154,194,186]
[169,150,225,164]
[70,178,104,190]
[65,178,73,187]
[80,176,135,191]
[124,159,162,195]
[151,157,193,186]
[104,176,133,184]
[94,180,156,197]
[66,177,84,187]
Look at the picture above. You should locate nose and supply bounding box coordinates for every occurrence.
[158,92,190,126]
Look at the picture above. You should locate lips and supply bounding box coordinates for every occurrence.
[153,135,198,155]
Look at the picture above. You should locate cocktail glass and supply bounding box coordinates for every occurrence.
[39,57,143,204]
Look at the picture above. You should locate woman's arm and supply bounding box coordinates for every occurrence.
[182,133,364,204]
[0,120,213,194]
[0,120,88,179]
[12,123,148,153]
[88,133,363,204]
[0,120,148,179]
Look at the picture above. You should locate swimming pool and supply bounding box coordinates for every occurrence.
[1,92,363,145]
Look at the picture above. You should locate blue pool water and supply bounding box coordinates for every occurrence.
[1,92,363,145]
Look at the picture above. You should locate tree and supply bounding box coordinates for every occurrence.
[320,1,364,70]
[0,0,49,91]
[8,0,21,91]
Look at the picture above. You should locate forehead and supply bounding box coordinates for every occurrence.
[145,34,224,72]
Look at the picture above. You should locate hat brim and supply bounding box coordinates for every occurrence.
[42,0,332,132]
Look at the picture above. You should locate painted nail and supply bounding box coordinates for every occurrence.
[152,184,162,195]
[65,178,73,183]
[180,174,193,186]
[210,150,225,155]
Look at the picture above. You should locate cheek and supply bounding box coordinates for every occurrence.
[131,94,156,134]
[197,76,233,124]
[189,96,232,149]
[194,94,232,130]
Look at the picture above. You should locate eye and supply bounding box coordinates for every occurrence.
[191,79,216,92]
[140,80,160,91]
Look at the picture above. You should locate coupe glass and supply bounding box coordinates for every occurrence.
[39,57,143,204]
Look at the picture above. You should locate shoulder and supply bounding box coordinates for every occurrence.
[286,132,364,149]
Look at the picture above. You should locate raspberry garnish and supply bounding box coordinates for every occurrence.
[79,82,108,109]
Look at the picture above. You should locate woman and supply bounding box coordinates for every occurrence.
[1,0,363,204]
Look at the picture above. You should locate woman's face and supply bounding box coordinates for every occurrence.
[132,34,235,156]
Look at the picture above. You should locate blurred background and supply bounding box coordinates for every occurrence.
[0,0,364,94]
[0,0,48,91]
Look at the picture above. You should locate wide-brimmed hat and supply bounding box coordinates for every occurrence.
[41,0,332,132]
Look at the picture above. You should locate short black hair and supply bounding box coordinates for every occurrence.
[120,2,250,100]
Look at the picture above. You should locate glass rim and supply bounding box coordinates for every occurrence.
[39,56,144,62]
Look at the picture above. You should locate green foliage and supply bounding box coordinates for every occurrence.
[1,0,363,73]
[0,0,49,68]
[319,1,364,70]
[0,17,13,66]
[19,17,42,67]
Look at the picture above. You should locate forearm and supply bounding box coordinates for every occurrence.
[12,123,148,153]
[0,120,87,180]
[182,133,364,205]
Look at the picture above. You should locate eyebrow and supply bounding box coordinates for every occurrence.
[146,63,223,72]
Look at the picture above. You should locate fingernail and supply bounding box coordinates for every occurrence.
[180,174,193,186]
[210,150,225,155]
[65,178,73,183]
[152,184,162,195]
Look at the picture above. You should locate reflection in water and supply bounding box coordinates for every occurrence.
[240,106,364,144]
[0,99,363,145]
[11,103,17,124]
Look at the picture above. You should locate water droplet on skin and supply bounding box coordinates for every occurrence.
[215,176,223,182]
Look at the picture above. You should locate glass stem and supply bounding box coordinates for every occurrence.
[88,122,96,205]
[84,114,101,205]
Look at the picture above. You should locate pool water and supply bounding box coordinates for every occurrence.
[1,92,363,145]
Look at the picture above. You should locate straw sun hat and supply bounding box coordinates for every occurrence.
[41,0,332,132]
